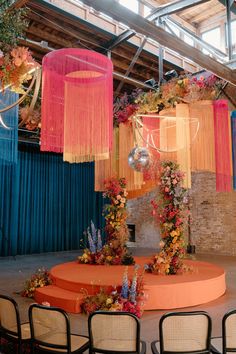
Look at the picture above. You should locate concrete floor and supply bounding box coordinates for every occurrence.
[0,248,235,353]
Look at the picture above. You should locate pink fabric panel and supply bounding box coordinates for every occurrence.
[41,51,65,152]
[213,100,231,192]
[41,49,113,159]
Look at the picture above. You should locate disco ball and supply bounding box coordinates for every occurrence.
[128,146,151,172]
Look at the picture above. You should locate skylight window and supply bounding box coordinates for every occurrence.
[202,27,221,54]
[119,0,139,14]
[144,5,151,17]
[184,34,194,47]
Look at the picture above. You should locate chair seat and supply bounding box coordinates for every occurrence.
[21,323,31,340]
[164,339,207,351]
[4,323,31,341]
[38,334,89,352]
[94,338,137,351]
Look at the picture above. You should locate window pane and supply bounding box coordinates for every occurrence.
[165,23,180,37]
[119,0,139,13]
[144,5,151,17]
[184,34,194,47]
[202,27,221,50]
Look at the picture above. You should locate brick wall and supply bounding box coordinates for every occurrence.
[127,189,160,249]
[127,171,236,255]
[189,172,236,255]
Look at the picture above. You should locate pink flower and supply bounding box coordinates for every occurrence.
[164,187,169,193]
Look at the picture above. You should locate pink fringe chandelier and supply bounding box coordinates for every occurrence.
[41,48,113,163]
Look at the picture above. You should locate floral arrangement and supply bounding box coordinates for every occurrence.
[80,266,145,318]
[21,268,52,298]
[0,46,38,93]
[19,105,41,130]
[113,89,141,126]
[78,220,103,264]
[146,161,188,275]
[78,177,134,265]
[136,74,222,115]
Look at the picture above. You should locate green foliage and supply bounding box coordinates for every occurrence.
[0,0,28,52]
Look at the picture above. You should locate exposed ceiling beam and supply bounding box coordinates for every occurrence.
[115,36,148,95]
[218,0,236,15]
[113,71,155,89]
[147,0,211,21]
[19,37,154,89]
[164,17,227,59]
[82,0,236,85]
[102,29,136,52]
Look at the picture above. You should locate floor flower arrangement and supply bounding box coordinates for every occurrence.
[21,268,52,298]
[78,177,134,265]
[80,266,145,318]
[147,161,188,275]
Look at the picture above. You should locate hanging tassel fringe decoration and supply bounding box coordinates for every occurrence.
[41,49,113,162]
[213,100,231,192]
[231,111,236,190]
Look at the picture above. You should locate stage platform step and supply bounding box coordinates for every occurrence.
[35,285,84,313]
[34,258,226,313]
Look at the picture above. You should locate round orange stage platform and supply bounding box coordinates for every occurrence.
[35,257,226,313]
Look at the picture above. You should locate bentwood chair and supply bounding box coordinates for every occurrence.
[151,311,212,354]
[88,311,146,354]
[29,304,89,354]
[221,309,236,354]
[0,294,31,354]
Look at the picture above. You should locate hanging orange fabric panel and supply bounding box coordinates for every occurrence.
[189,100,215,172]
[176,104,191,189]
[94,128,119,191]
[119,123,143,191]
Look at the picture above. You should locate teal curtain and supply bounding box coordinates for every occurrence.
[0,150,106,256]
[0,90,18,163]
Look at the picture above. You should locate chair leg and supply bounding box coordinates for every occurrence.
[30,342,35,354]
[18,340,22,354]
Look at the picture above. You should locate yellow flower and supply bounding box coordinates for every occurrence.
[170,230,177,237]
[106,256,113,262]
[106,298,113,305]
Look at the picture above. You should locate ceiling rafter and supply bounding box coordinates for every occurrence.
[147,0,211,21]
[82,0,236,85]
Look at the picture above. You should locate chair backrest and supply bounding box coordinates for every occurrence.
[88,311,141,353]
[159,311,212,354]
[223,309,236,354]
[29,304,71,352]
[0,294,21,338]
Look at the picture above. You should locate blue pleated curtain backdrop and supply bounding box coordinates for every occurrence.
[231,110,236,190]
[0,90,18,163]
[0,150,106,256]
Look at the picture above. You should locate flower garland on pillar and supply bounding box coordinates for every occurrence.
[78,177,134,265]
[147,161,188,275]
